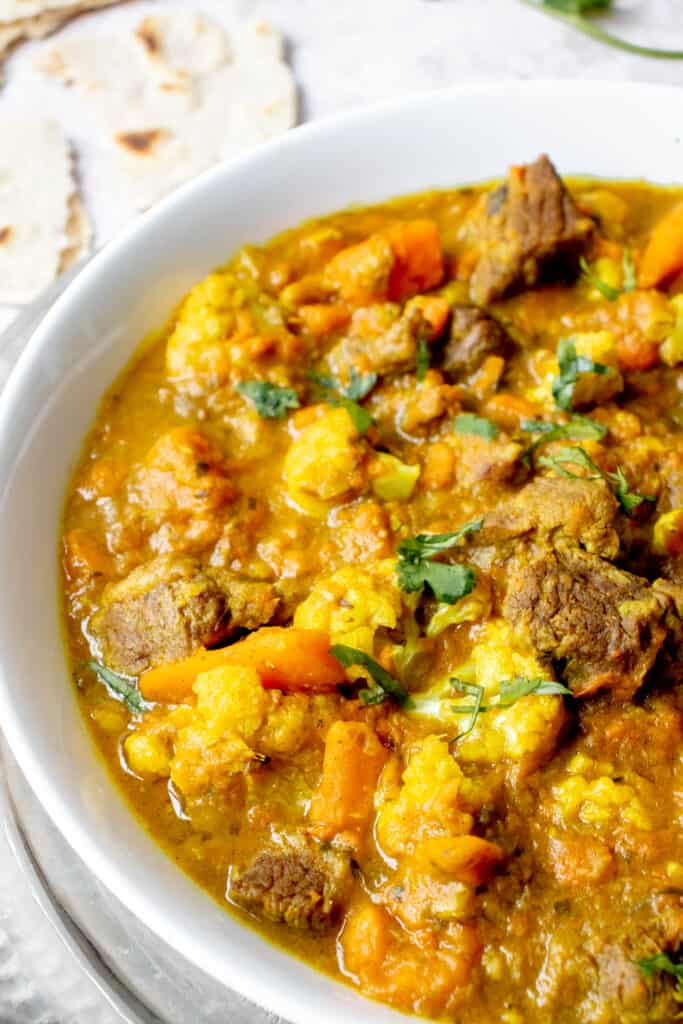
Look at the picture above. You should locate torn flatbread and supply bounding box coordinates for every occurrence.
[0,0,120,74]
[39,10,297,210]
[0,118,91,303]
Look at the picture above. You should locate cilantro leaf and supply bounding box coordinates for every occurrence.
[396,520,482,604]
[580,257,621,302]
[448,675,571,743]
[329,644,412,708]
[520,413,606,464]
[237,380,300,419]
[551,337,610,412]
[87,661,149,715]
[636,951,683,981]
[538,445,655,516]
[455,413,499,440]
[308,369,376,434]
[416,339,430,382]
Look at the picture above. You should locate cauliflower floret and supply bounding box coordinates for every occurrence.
[552,753,652,831]
[166,273,238,384]
[411,620,566,769]
[293,559,402,654]
[284,406,368,515]
[124,731,172,778]
[168,665,323,797]
[660,294,683,366]
[375,735,477,858]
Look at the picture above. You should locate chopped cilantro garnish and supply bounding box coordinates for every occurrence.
[551,337,610,411]
[237,380,300,419]
[309,369,377,434]
[396,520,483,604]
[580,257,621,302]
[537,445,655,516]
[520,412,606,464]
[622,248,637,292]
[447,676,571,742]
[87,661,149,715]
[416,339,430,382]
[329,645,412,708]
[455,413,499,440]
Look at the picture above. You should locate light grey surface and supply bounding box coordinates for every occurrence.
[0,1,682,1021]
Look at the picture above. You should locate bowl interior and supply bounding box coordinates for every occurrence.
[0,81,681,1024]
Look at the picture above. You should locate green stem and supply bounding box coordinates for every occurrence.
[519,0,683,59]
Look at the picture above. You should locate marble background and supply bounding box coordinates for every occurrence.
[0,1,682,1020]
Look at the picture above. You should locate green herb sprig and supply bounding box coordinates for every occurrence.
[396,520,483,604]
[237,380,300,419]
[416,339,430,382]
[309,368,377,434]
[538,445,654,515]
[580,250,638,302]
[552,337,610,412]
[329,645,412,707]
[87,661,150,715]
[455,413,499,440]
[520,413,607,465]
[520,0,683,60]
[448,676,571,741]
[636,951,683,1006]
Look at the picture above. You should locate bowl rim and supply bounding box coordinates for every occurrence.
[1,77,682,1023]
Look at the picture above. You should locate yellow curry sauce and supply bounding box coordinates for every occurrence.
[62,157,683,1022]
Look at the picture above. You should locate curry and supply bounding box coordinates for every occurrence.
[61,155,683,1022]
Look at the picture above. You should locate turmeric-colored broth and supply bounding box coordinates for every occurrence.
[62,163,683,1022]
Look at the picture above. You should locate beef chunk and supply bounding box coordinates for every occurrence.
[91,556,230,675]
[485,477,621,559]
[470,154,593,305]
[229,839,351,930]
[503,546,676,698]
[442,304,511,379]
[326,305,429,381]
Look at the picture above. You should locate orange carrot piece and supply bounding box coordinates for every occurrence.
[298,303,350,337]
[309,721,388,840]
[406,294,450,338]
[140,627,345,703]
[421,441,455,491]
[322,234,394,305]
[482,392,540,431]
[639,202,683,288]
[385,220,444,301]
[418,835,505,886]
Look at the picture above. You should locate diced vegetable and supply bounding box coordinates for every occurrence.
[309,721,388,839]
[385,220,444,301]
[415,835,505,886]
[298,303,350,336]
[371,453,421,501]
[140,627,346,703]
[639,202,683,288]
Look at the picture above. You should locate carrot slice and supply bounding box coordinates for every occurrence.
[309,721,388,840]
[639,202,683,288]
[385,220,444,301]
[140,627,345,703]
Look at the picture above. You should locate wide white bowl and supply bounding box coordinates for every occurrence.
[0,80,682,1024]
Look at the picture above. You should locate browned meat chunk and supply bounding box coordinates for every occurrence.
[485,477,621,559]
[91,555,279,675]
[229,839,351,930]
[326,305,429,380]
[470,155,593,305]
[503,545,676,698]
[442,304,511,378]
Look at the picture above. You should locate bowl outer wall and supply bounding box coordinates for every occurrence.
[0,81,681,1024]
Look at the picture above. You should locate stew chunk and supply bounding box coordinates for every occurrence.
[229,838,351,930]
[503,545,676,698]
[470,154,593,304]
[91,555,231,675]
[442,304,512,379]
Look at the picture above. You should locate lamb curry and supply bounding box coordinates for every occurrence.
[62,156,683,1022]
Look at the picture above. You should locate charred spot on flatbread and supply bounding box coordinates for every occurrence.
[0,226,12,245]
[115,129,166,156]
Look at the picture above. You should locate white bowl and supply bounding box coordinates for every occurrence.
[0,80,682,1024]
